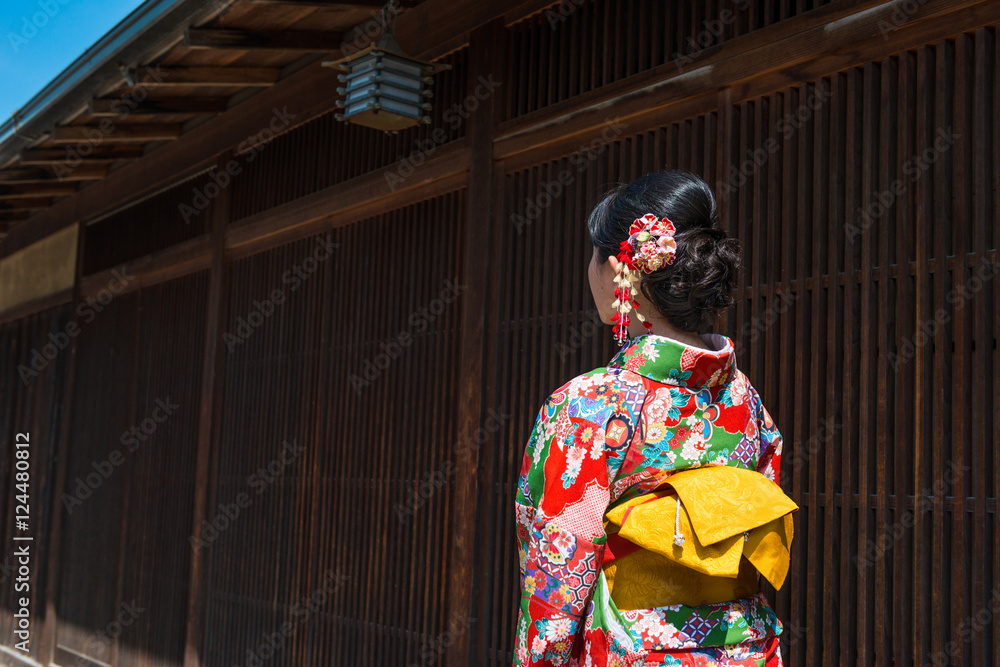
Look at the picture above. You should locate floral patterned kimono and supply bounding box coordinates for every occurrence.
[513,333,795,667]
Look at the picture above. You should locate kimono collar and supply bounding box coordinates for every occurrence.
[607,332,737,390]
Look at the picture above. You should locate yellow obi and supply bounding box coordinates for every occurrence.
[602,465,797,609]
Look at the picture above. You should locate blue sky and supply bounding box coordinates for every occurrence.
[0,0,147,121]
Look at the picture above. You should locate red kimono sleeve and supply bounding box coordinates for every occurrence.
[512,375,615,666]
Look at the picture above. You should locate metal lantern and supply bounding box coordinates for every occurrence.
[324,5,449,132]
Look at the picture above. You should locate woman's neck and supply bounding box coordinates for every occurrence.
[629,318,713,351]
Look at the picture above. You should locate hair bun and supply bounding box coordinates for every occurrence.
[588,170,742,333]
[642,224,741,332]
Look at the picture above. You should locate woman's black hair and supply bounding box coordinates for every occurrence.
[587,170,741,334]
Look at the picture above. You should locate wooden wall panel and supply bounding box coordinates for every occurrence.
[315,192,463,666]
[55,271,208,667]
[0,305,71,665]
[503,0,845,121]
[204,190,464,666]
[117,274,208,667]
[82,175,214,276]
[55,290,139,662]
[201,233,329,667]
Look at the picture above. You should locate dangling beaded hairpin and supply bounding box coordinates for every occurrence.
[611,213,677,346]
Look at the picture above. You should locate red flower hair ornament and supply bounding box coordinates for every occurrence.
[611,213,677,346]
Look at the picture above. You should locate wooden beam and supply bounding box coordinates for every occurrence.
[89,97,230,116]
[45,163,110,182]
[0,164,109,183]
[0,168,48,182]
[0,211,30,223]
[143,67,282,87]
[226,137,469,258]
[0,288,73,328]
[447,19,504,667]
[0,197,54,211]
[51,124,182,144]
[20,146,145,164]
[77,235,212,299]
[182,156,230,667]
[184,28,344,52]
[248,0,417,8]
[37,224,82,665]
[0,183,77,198]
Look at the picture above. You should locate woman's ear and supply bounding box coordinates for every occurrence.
[607,254,620,274]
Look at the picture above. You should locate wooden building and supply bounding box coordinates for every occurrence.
[0,0,997,665]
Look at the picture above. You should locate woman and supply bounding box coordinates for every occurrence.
[513,171,795,667]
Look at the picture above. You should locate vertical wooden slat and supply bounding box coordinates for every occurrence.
[970,25,992,667]
[474,160,508,666]
[791,81,812,664]
[447,17,504,667]
[931,38,952,661]
[109,241,141,667]
[951,32,973,666]
[495,167,526,665]
[806,80,825,667]
[840,65,860,666]
[715,89,734,301]
[894,48,916,667]
[825,70,845,667]
[856,60,878,667]
[37,223,83,666]
[874,54,896,667]
[912,43,932,664]
[327,223,351,665]
[993,23,1000,667]
[184,155,232,667]
[774,83,794,659]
